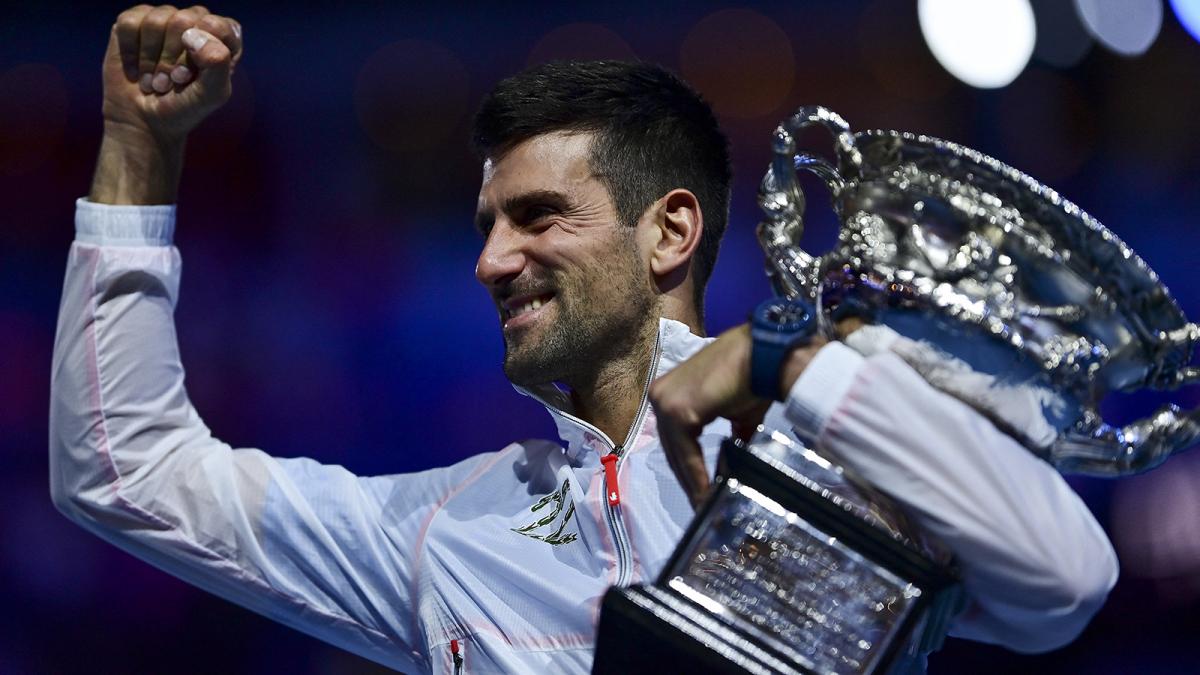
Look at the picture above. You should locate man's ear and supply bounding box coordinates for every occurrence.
[649,189,703,281]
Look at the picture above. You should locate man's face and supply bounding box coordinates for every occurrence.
[474,131,657,388]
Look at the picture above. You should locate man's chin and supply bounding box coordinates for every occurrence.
[502,356,558,388]
[501,333,567,387]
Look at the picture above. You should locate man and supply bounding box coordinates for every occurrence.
[51,6,1117,673]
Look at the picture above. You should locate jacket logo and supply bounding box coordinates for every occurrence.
[512,478,578,546]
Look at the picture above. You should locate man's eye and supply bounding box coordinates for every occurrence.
[527,205,556,221]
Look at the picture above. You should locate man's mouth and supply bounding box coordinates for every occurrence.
[502,292,555,327]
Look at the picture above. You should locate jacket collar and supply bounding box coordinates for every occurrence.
[513,317,713,458]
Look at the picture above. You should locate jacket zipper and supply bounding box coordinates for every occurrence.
[450,639,462,674]
[543,334,662,587]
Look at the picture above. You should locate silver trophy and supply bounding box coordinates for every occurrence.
[594,107,1199,674]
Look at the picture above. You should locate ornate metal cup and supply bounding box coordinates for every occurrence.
[593,107,1199,674]
[758,107,1199,475]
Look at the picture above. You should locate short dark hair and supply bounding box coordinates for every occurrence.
[472,60,732,310]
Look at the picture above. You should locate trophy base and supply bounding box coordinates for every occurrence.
[594,584,808,674]
[592,435,961,675]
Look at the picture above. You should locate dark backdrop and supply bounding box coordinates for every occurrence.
[3,1,1199,672]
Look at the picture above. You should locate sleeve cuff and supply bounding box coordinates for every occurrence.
[783,340,866,439]
[74,197,176,247]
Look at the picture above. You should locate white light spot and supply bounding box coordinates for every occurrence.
[1173,0,1200,45]
[1074,0,1162,56]
[918,0,1037,89]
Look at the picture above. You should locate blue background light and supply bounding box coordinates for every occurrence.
[1171,0,1200,43]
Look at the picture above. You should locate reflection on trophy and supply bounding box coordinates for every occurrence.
[594,107,1199,674]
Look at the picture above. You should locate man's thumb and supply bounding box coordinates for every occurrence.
[182,28,232,102]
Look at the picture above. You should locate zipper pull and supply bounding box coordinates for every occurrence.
[601,453,621,506]
[451,639,463,674]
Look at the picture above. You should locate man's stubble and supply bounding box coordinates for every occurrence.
[502,230,657,390]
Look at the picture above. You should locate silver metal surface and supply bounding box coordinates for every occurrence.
[758,106,1200,476]
[660,431,958,674]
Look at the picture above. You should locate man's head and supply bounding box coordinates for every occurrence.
[471,61,731,388]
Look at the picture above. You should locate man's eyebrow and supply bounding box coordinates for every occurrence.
[474,190,572,234]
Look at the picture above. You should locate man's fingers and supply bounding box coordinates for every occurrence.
[182,27,233,102]
[160,7,209,87]
[114,5,153,82]
[659,418,710,510]
[197,14,244,67]
[651,380,715,509]
[137,5,176,90]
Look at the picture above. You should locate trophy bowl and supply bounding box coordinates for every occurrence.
[757,107,1199,477]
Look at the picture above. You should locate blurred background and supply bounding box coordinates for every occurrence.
[3,0,1199,672]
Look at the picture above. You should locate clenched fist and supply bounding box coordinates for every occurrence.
[91,5,244,205]
[103,5,243,141]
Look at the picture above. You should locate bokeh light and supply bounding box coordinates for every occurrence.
[1111,453,1200,604]
[354,40,471,154]
[918,0,1037,88]
[527,22,637,65]
[1170,0,1200,44]
[679,9,795,119]
[1074,0,1163,56]
[1031,0,1094,67]
[858,0,954,103]
[0,64,68,176]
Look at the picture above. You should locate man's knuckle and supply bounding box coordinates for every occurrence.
[197,14,227,36]
[166,11,196,31]
[116,8,140,23]
[116,16,140,33]
[142,14,169,32]
[656,396,687,420]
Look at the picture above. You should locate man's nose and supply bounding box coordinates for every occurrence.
[475,222,527,288]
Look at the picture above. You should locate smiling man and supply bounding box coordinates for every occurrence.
[51,6,1118,674]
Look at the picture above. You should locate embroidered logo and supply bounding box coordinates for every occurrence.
[512,478,578,546]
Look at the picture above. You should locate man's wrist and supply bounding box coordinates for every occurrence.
[89,121,185,205]
[778,338,829,400]
[776,317,866,398]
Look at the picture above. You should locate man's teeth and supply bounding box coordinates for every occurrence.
[510,297,547,318]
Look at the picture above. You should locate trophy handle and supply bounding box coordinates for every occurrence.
[756,106,861,302]
[1052,324,1200,476]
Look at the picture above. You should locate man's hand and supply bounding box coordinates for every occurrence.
[91,5,243,204]
[650,319,860,510]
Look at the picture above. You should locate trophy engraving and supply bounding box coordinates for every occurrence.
[594,107,1199,674]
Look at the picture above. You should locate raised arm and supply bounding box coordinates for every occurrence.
[50,8,447,670]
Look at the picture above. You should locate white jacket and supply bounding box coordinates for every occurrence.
[51,199,1118,673]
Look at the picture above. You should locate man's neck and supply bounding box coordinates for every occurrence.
[568,321,659,448]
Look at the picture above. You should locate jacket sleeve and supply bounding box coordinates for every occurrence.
[781,338,1119,654]
[49,199,470,672]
